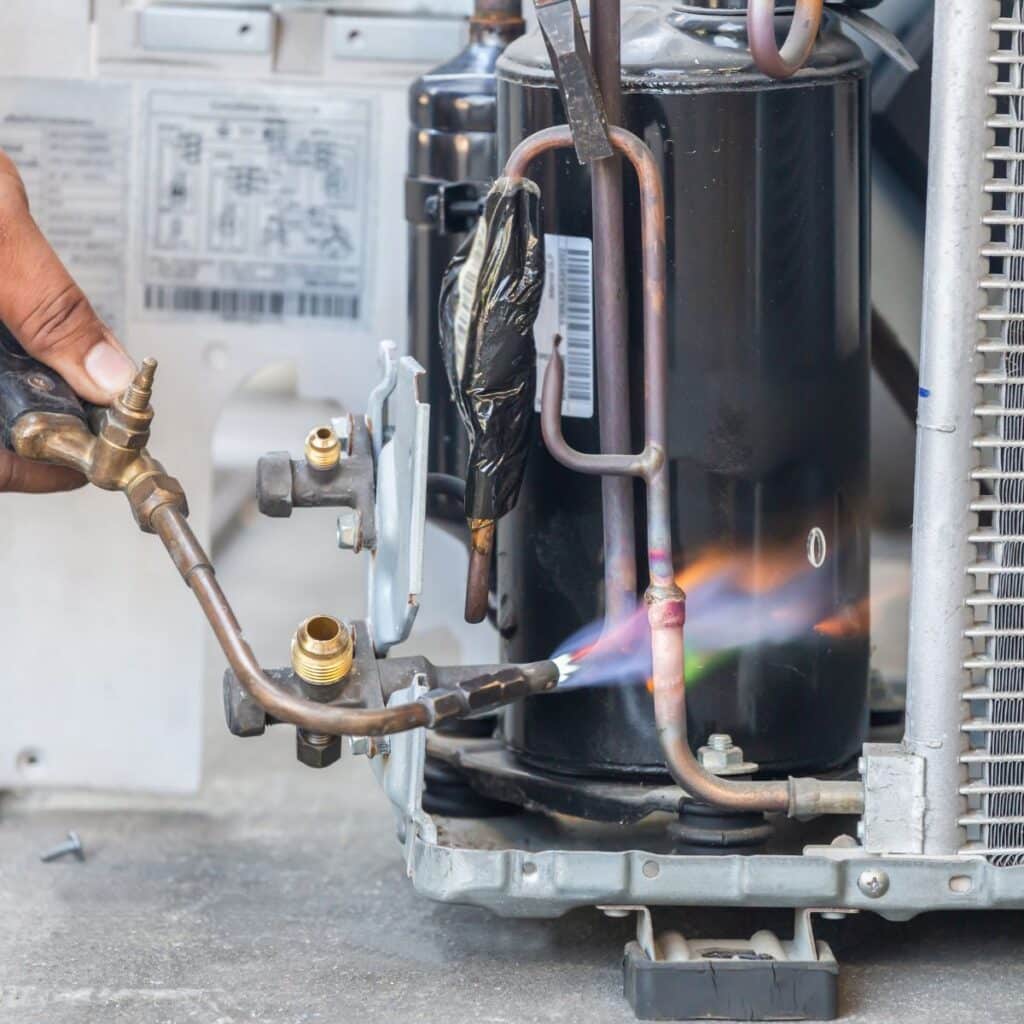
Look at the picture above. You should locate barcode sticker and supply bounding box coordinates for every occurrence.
[534,234,594,419]
[143,285,359,320]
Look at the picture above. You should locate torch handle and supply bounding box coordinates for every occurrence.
[0,323,88,450]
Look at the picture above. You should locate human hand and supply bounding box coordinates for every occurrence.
[0,151,136,492]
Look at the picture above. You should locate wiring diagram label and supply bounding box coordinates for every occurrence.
[0,80,131,334]
[534,234,594,419]
[140,87,373,325]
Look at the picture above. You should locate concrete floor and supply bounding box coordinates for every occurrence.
[2,509,1023,1024]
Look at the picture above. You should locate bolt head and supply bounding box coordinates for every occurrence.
[256,452,294,518]
[337,508,363,551]
[857,869,890,899]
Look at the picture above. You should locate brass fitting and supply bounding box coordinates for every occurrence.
[291,615,353,684]
[11,358,187,525]
[304,425,341,470]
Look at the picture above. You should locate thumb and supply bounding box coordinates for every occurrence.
[0,155,135,404]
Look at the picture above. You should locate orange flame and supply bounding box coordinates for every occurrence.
[674,544,816,596]
[813,598,870,639]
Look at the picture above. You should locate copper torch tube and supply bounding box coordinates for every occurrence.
[505,124,863,818]
[747,0,823,80]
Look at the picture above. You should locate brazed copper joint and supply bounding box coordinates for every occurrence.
[291,615,353,684]
[304,425,342,471]
[505,124,862,818]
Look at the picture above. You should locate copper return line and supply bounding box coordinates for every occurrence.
[503,125,862,818]
[150,504,436,736]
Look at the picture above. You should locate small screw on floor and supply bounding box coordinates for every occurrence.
[40,831,85,863]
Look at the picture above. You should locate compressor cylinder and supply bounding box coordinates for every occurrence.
[496,1,871,780]
[406,1,523,514]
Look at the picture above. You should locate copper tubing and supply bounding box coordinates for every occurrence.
[747,0,823,80]
[465,519,495,624]
[151,503,431,736]
[506,126,673,590]
[590,0,638,624]
[507,124,864,818]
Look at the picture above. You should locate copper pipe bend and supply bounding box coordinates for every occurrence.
[747,0,823,80]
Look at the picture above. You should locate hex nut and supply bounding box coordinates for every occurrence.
[296,731,342,769]
[698,743,745,772]
[257,452,295,518]
[100,416,151,451]
[128,473,189,533]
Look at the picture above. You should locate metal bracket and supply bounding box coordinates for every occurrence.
[367,342,430,653]
[832,7,919,73]
[369,677,437,857]
[405,177,487,235]
[534,0,612,164]
[860,743,926,855]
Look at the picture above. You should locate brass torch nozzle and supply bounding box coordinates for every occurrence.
[291,615,353,684]
[122,358,158,412]
[304,425,342,470]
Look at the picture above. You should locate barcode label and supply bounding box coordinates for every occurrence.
[143,285,359,321]
[140,87,372,326]
[534,234,594,419]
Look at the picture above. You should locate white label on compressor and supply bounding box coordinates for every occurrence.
[534,233,594,419]
[140,88,373,325]
[0,81,130,334]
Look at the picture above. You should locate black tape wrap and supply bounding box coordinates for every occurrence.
[438,177,545,523]
[0,323,87,450]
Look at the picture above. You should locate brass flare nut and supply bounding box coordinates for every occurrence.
[304,426,341,470]
[127,473,189,533]
[291,615,353,685]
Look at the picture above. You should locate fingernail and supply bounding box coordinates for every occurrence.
[84,341,136,395]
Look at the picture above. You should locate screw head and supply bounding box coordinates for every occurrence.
[331,413,354,454]
[857,868,890,899]
[348,736,389,759]
[336,508,363,551]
